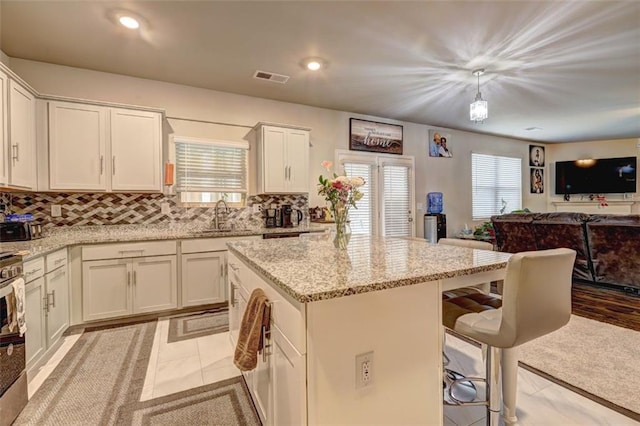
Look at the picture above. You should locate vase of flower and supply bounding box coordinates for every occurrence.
[317,161,365,250]
[332,206,352,249]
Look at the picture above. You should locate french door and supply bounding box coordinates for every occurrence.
[337,151,415,237]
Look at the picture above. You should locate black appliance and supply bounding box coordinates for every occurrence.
[281,205,303,228]
[0,222,44,242]
[0,252,27,426]
[424,213,446,242]
[555,156,637,195]
[262,231,309,239]
[265,208,280,228]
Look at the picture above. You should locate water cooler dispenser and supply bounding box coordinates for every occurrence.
[424,192,446,243]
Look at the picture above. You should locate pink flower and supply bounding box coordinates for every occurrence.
[321,160,333,171]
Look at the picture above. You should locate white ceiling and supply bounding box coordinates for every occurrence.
[1,1,639,143]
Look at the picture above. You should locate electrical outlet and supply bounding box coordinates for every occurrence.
[355,351,374,389]
[51,205,62,217]
[252,204,261,213]
[161,202,171,215]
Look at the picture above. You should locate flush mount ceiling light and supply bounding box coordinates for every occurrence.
[301,57,326,71]
[107,9,145,31]
[118,15,140,29]
[470,69,488,123]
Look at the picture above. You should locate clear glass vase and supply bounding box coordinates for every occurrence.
[332,207,352,249]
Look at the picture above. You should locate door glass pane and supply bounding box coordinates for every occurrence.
[383,164,411,237]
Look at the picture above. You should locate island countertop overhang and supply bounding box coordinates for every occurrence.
[227,236,512,303]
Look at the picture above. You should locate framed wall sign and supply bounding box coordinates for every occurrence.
[529,145,545,167]
[349,118,403,155]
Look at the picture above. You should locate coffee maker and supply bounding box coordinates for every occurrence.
[281,205,303,227]
[265,208,281,228]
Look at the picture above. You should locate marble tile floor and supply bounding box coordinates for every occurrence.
[27,318,639,425]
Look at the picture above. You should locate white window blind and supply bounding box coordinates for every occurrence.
[343,162,377,235]
[382,163,412,237]
[472,153,522,220]
[175,138,248,193]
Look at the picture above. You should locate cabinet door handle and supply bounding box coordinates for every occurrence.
[230,284,236,307]
[43,294,49,314]
[100,155,104,175]
[12,144,19,163]
[127,271,131,286]
[112,156,116,175]
[133,270,136,285]
[229,263,239,272]
[54,258,66,265]
[262,325,272,362]
[48,290,56,308]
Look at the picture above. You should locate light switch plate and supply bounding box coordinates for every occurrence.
[417,202,424,211]
[51,205,62,217]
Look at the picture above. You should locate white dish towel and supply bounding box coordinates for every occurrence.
[11,277,27,336]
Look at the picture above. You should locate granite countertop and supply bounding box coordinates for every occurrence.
[227,235,512,303]
[0,224,325,260]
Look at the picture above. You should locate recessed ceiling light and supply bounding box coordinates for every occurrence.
[525,127,543,132]
[302,57,327,71]
[119,15,140,29]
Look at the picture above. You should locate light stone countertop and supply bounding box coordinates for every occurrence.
[0,224,325,261]
[227,235,512,303]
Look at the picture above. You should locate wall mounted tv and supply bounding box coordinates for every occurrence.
[555,156,637,195]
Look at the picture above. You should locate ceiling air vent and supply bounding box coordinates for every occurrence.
[253,70,290,84]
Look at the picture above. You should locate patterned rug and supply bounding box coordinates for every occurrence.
[115,377,260,425]
[167,307,229,343]
[14,321,156,425]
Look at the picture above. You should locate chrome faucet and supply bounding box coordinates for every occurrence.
[213,199,229,230]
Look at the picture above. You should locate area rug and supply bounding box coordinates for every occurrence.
[14,321,156,425]
[115,377,260,425]
[167,307,229,343]
[519,314,640,420]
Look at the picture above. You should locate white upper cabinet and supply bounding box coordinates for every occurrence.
[49,101,108,190]
[256,123,310,194]
[9,79,36,189]
[110,108,161,192]
[47,101,162,192]
[0,69,7,185]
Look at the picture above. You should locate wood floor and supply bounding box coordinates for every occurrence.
[572,281,640,332]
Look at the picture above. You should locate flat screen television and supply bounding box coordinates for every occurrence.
[555,156,637,195]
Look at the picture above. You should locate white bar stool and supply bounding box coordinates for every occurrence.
[443,248,576,424]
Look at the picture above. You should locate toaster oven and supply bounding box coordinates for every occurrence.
[0,222,44,242]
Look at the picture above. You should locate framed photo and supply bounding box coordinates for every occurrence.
[349,118,403,155]
[429,129,453,158]
[531,168,544,194]
[529,145,545,167]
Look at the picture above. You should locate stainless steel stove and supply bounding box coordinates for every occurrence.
[0,252,27,426]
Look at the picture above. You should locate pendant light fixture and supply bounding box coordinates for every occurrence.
[470,69,488,123]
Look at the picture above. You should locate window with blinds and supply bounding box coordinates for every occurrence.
[343,162,377,235]
[175,137,248,205]
[472,153,522,220]
[382,164,412,237]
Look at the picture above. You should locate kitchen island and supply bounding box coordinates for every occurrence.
[227,235,511,425]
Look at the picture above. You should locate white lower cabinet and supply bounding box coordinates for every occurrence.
[227,252,306,426]
[25,276,46,367]
[25,249,70,374]
[81,241,177,322]
[180,251,226,307]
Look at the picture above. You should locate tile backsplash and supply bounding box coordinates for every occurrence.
[1,192,308,229]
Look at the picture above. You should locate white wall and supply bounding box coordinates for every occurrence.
[9,57,581,236]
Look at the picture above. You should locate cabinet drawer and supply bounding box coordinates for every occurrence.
[82,241,177,261]
[45,248,68,272]
[24,257,45,283]
[181,235,261,254]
